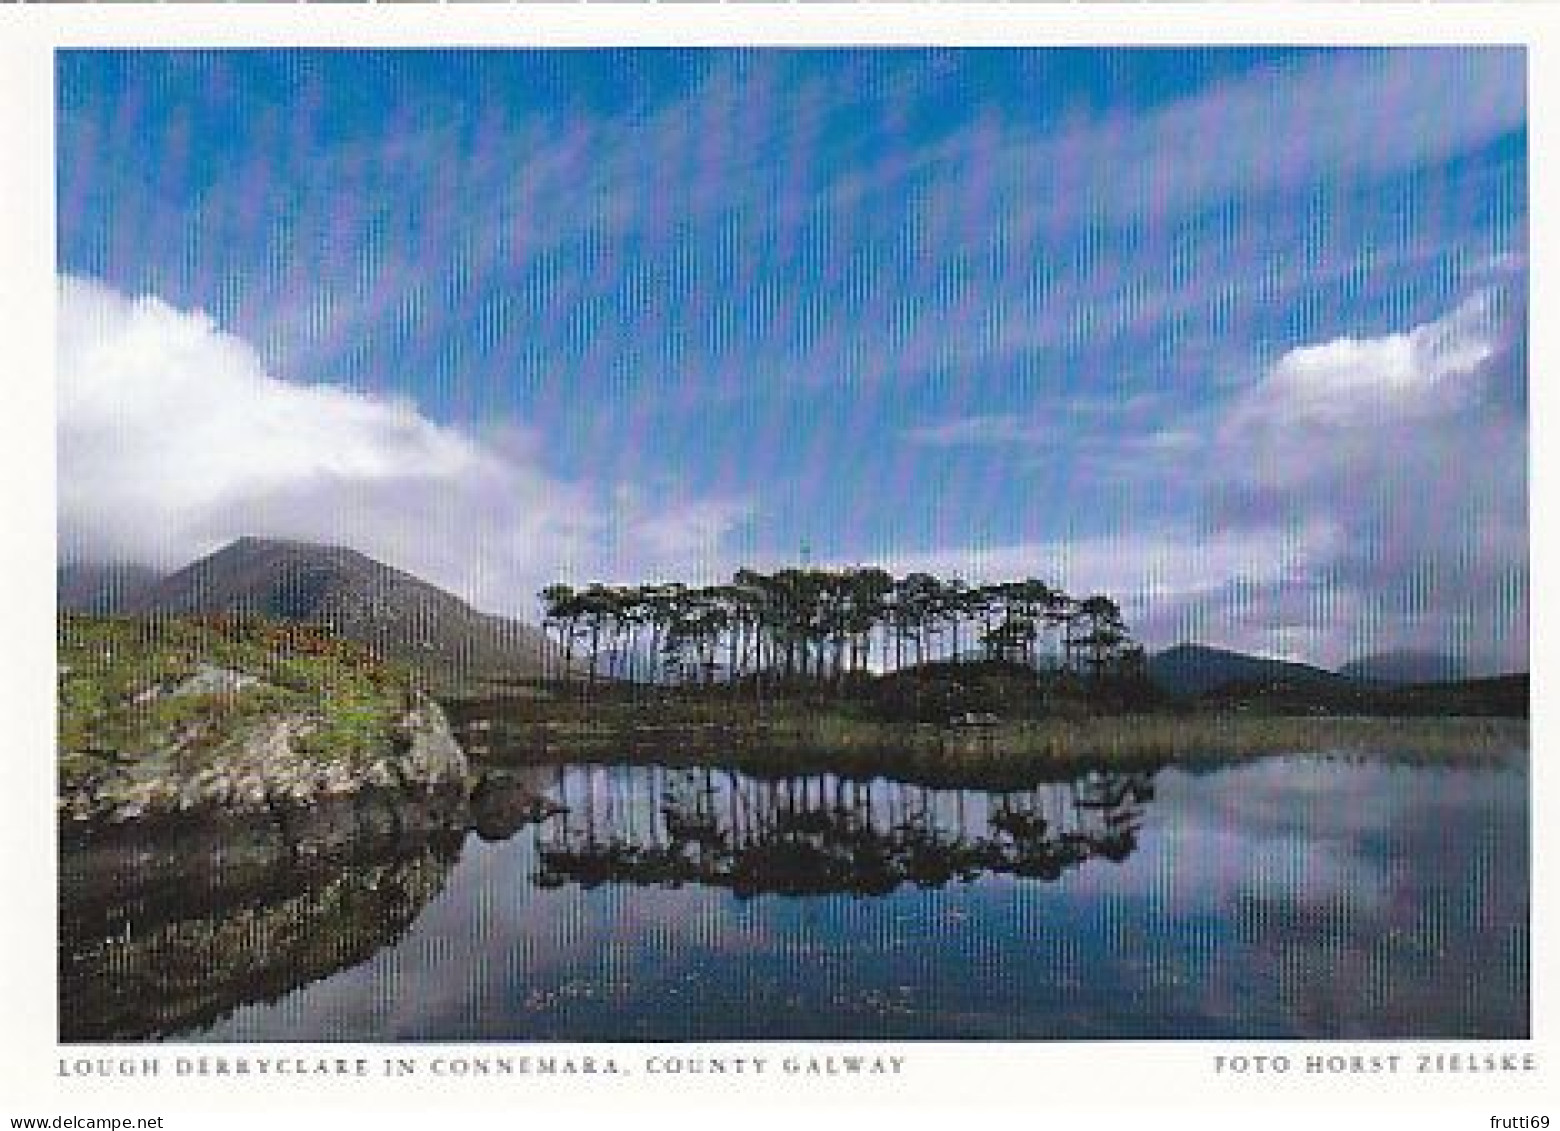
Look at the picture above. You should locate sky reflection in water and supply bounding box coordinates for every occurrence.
[151,755,1529,1042]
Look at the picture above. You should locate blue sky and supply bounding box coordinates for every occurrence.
[56,48,1528,671]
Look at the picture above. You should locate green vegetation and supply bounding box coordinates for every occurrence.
[539,567,1143,695]
[447,690,1526,779]
[60,594,1528,826]
[58,613,420,810]
[1192,672,1529,719]
[516,566,1526,768]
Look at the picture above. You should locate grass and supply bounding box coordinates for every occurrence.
[917,713,1527,761]
[58,613,419,783]
[444,692,1528,781]
[61,617,1527,806]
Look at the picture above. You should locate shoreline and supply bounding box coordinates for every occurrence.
[449,710,1529,764]
[434,710,1530,791]
[58,695,474,831]
[56,711,1529,837]
[60,614,1527,828]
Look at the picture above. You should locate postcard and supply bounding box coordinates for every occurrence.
[2,4,1551,1129]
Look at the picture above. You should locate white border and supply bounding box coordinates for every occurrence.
[2,6,1550,1129]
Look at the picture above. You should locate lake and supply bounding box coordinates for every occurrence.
[59,750,1528,1041]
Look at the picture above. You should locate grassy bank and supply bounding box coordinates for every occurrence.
[803,711,1526,761]
[58,614,447,822]
[445,696,1528,776]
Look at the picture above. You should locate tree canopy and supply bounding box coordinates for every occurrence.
[538,567,1143,696]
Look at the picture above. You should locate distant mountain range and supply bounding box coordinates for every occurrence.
[60,537,549,687]
[1144,644,1349,698]
[57,561,165,615]
[57,539,1503,696]
[1337,649,1467,686]
[1143,642,1491,697]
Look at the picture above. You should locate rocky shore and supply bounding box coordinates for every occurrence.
[59,687,471,828]
[55,615,570,1040]
[57,614,507,831]
[59,759,560,1040]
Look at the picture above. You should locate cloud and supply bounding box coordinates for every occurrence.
[902,414,1038,448]
[796,49,1522,281]
[57,275,750,615]
[59,274,1526,673]
[1224,290,1502,436]
[876,280,1527,673]
[1201,284,1527,670]
[853,523,1340,659]
[782,48,1524,386]
[59,276,500,512]
[1046,48,1523,221]
[903,396,1170,449]
[54,51,1526,672]
[62,49,1525,406]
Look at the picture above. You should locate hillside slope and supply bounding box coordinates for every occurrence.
[1338,649,1464,686]
[58,561,165,614]
[1147,643,1349,698]
[124,537,549,687]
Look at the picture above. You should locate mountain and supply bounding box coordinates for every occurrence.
[122,537,550,687]
[1338,650,1464,686]
[58,562,165,614]
[1147,643,1348,698]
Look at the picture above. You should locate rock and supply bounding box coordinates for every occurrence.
[469,769,558,842]
[400,697,469,785]
[323,768,357,795]
[62,687,473,830]
[365,762,399,789]
[170,663,263,699]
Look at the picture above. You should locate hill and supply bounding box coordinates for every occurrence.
[58,562,165,614]
[1190,670,1527,719]
[1146,643,1346,698]
[123,537,550,688]
[1338,649,1464,686]
[58,612,468,826]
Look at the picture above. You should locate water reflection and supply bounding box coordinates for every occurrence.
[535,765,1156,896]
[59,774,548,1042]
[60,754,1529,1042]
[62,848,458,1041]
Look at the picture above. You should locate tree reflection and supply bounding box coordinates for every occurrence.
[534,764,1156,897]
[57,789,489,1042]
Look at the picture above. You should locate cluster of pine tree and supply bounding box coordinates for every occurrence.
[539,568,1143,695]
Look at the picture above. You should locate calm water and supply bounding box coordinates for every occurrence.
[60,753,1528,1041]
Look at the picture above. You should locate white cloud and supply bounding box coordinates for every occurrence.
[926,49,1523,239]
[903,397,1170,450]
[57,275,749,616]
[1226,291,1499,435]
[57,273,1526,674]
[1077,49,1524,217]
[1203,286,1527,671]
[903,414,1035,447]
[141,49,1521,402]
[59,276,498,521]
[875,284,1527,673]
[883,526,1330,604]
